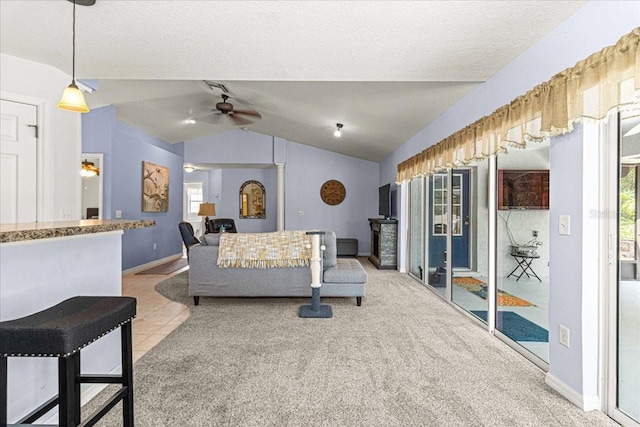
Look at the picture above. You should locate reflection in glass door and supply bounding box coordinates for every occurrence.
[495,144,550,363]
[616,111,640,423]
[427,173,447,296]
[452,163,490,322]
[409,177,424,281]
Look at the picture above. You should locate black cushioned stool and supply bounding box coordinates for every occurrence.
[0,296,136,427]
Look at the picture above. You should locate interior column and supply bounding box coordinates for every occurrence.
[276,163,285,231]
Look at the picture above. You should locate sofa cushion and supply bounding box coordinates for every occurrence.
[323,258,367,283]
[322,231,337,268]
[201,233,221,246]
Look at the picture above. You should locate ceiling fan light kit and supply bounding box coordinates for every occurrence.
[58,0,94,113]
[334,123,343,138]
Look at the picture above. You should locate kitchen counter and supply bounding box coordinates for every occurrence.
[0,219,155,243]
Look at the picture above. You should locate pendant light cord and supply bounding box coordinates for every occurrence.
[72,0,76,81]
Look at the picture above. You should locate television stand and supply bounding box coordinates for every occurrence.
[368,218,397,270]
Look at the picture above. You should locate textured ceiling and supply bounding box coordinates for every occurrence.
[0,1,587,162]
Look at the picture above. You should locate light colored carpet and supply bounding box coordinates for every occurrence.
[89,259,617,426]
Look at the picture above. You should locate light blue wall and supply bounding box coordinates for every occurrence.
[220,168,277,233]
[83,106,184,270]
[380,0,640,401]
[549,125,585,392]
[184,130,379,254]
[284,141,379,254]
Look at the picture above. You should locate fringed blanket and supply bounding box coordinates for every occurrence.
[217,230,312,268]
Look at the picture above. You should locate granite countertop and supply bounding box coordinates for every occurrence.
[0,219,156,243]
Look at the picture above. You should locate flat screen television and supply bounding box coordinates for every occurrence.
[378,183,391,219]
[498,169,549,210]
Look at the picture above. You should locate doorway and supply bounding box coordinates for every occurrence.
[81,153,103,219]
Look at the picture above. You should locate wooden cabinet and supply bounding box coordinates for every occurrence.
[368,218,397,270]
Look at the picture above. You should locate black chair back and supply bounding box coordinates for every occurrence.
[178,222,199,257]
[209,218,238,233]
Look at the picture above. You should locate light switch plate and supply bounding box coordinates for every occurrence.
[559,215,570,235]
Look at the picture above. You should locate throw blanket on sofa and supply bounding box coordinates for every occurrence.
[217,230,312,268]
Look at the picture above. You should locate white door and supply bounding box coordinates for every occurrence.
[0,99,37,223]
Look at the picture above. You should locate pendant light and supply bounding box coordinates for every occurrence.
[81,159,99,177]
[58,0,93,113]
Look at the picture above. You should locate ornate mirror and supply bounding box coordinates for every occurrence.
[239,180,266,219]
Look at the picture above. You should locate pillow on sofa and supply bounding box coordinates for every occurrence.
[201,233,221,246]
[323,231,337,268]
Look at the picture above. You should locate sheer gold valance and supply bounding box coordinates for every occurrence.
[397,27,640,183]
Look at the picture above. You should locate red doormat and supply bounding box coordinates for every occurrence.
[452,277,535,307]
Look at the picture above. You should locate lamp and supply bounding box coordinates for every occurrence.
[58,0,92,113]
[81,159,99,177]
[183,166,195,173]
[334,123,343,137]
[198,202,216,234]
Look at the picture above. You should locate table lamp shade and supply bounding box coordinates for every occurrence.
[198,203,216,217]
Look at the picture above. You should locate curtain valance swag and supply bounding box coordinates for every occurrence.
[397,27,640,183]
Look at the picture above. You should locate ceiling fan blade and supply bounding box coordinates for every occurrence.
[229,113,257,126]
[233,108,261,119]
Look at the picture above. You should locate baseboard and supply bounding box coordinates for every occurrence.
[545,372,601,411]
[122,253,182,275]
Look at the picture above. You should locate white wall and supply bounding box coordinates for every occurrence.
[0,53,82,221]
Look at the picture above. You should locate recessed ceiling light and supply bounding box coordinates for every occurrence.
[334,123,343,137]
[185,118,196,125]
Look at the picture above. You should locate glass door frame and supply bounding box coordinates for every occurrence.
[603,112,640,427]
[408,175,427,283]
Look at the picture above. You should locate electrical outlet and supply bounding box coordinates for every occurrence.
[115,210,122,219]
[153,243,157,250]
[532,230,538,238]
[298,210,304,216]
[559,325,570,348]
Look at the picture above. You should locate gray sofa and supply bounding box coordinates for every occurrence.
[188,231,367,306]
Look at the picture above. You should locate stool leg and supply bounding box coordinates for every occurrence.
[121,322,134,427]
[1,356,7,426]
[58,352,81,427]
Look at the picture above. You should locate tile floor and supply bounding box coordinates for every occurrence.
[122,264,190,363]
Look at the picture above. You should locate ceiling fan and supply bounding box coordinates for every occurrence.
[202,94,262,126]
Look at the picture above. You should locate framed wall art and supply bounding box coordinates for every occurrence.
[142,161,170,212]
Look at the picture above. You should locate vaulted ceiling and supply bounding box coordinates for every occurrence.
[0,1,587,162]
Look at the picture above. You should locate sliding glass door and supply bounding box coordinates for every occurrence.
[614,111,640,424]
[495,144,550,363]
[452,162,490,323]
[409,177,424,281]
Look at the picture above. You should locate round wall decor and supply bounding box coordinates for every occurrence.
[320,180,346,205]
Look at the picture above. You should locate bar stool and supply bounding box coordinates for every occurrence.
[0,296,136,426]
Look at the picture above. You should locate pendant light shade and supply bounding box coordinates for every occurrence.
[59,82,89,113]
[58,0,90,113]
